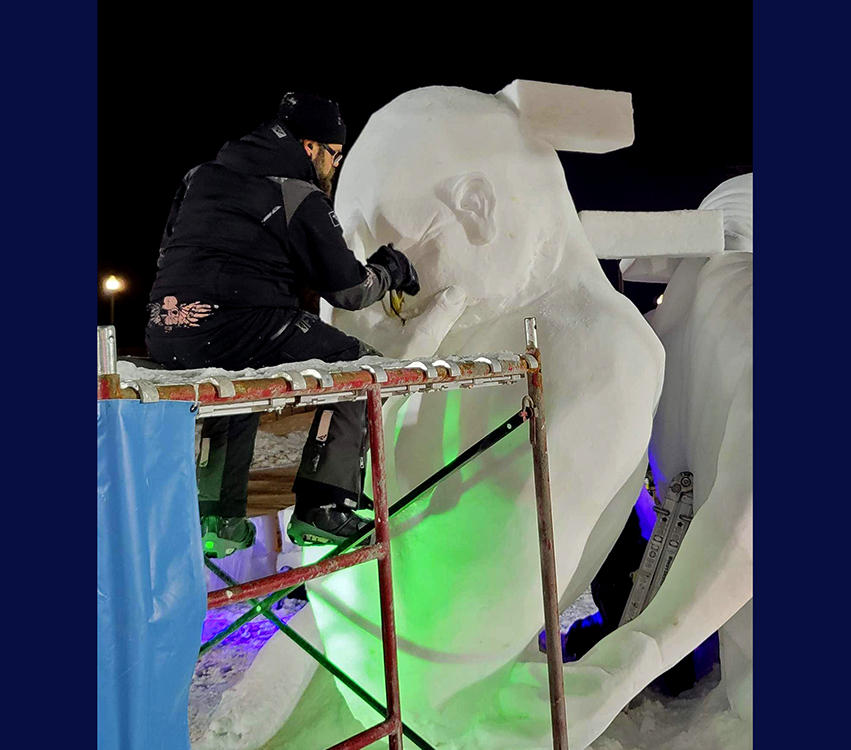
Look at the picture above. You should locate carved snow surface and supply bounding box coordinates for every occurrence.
[196,88,751,750]
[643,173,754,730]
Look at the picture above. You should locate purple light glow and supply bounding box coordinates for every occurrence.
[635,486,657,540]
[201,598,307,652]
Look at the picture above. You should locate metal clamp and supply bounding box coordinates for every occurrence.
[301,367,334,389]
[405,360,439,379]
[522,353,539,370]
[474,356,502,374]
[205,375,236,398]
[270,397,297,410]
[127,380,160,403]
[432,358,462,377]
[362,364,389,383]
[280,370,308,392]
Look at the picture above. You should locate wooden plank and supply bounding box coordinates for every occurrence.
[258,407,316,436]
[247,466,298,516]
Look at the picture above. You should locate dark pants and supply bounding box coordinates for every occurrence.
[146,308,379,519]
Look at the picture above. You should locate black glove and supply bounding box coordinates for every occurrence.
[366,244,420,296]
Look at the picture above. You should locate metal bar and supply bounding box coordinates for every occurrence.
[207,543,387,609]
[192,373,527,418]
[366,383,404,749]
[99,357,532,407]
[97,325,118,376]
[203,558,437,750]
[199,409,530,654]
[97,326,122,400]
[326,717,399,750]
[98,374,122,400]
[524,317,569,750]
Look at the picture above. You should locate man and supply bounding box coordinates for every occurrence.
[146,93,420,557]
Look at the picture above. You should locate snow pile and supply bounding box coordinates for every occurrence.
[250,428,308,470]
[590,671,751,750]
[191,598,306,745]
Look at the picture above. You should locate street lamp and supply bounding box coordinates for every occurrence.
[656,293,664,306]
[103,275,125,325]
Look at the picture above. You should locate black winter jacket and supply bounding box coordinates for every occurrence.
[149,120,392,316]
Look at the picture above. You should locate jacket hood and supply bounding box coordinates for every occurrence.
[214,120,319,185]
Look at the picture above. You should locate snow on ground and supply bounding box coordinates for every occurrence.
[191,597,307,745]
[193,422,308,470]
[250,428,309,470]
[589,668,750,750]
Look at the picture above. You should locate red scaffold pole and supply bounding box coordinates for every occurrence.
[207,543,388,609]
[366,383,404,749]
[326,716,401,750]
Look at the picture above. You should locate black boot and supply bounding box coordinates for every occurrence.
[287,503,371,546]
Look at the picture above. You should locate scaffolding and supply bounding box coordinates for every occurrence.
[97,317,569,750]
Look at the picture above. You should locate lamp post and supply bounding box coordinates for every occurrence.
[103,275,124,326]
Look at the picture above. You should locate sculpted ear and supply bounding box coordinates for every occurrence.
[448,172,496,246]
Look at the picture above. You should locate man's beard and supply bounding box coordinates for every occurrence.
[312,156,335,197]
[317,169,334,197]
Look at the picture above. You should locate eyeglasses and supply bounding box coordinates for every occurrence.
[321,143,344,167]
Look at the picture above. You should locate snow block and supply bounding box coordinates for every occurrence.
[699,173,753,254]
[580,210,725,260]
[619,257,685,284]
[497,79,634,153]
[97,400,206,750]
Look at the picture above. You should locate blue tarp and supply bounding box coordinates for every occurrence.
[97,400,206,750]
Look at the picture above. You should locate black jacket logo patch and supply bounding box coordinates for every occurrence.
[329,211,341,227]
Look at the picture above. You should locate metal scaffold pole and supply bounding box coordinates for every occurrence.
[525,317,569,750]
[99,320,564,750]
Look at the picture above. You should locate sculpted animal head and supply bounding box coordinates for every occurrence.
[332,82,635,350]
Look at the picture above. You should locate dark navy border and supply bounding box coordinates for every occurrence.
[756,5,844,748]
[4,1,96,736]
[4,4,836,746]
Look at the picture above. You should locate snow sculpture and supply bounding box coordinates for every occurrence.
[312,82,663,747]
[454,176,753,748]
[200,89,748,750]
[643,173,753,724]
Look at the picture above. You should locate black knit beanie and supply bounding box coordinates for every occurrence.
[277,92,346,145]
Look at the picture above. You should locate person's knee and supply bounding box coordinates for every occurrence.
[358,341,382,358]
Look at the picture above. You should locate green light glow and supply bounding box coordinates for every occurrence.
[441,391,461,470]
[395,395,411,445]
[304,386,539,739]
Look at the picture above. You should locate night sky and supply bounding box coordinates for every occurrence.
[98,22,752,352]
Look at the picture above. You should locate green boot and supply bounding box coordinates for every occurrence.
[200,516,257,558]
